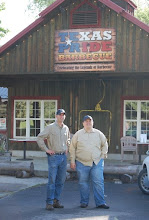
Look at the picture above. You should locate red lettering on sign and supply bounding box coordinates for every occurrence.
[101,41,112,51]
[89,42,101,52]
[82,42,88,52]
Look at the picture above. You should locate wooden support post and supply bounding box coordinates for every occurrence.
[70,90,73,133]
[75,96,78,132]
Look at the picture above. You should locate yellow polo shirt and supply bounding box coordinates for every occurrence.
[69,128,108,166]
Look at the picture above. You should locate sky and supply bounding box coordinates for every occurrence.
[0,0,37,46]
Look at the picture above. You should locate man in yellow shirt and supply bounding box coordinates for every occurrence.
[69,115,109,209]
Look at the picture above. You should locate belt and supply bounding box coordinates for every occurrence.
[54,152,65,155]
[46,152,65,155]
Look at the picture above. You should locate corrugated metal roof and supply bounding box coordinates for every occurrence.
[0,87,8,99]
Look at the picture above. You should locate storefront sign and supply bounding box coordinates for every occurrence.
[54,28,116,72]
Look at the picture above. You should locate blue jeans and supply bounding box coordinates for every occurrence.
[76,159,105,206]
[46,154,67,205]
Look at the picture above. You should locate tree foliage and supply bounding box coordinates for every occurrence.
[135,7,149,25]
[134,0,149,25]
[0,2,9,39]
[27,0,56,14]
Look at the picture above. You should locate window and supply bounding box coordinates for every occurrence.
[70,0,100,28]
[13,100,57,138]
[0,102,7,129]
[123,100,149,141]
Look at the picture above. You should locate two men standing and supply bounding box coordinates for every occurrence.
[37,110,109,210]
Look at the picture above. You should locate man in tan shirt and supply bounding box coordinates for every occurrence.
[69,115,109,209]
[37,109,70,211]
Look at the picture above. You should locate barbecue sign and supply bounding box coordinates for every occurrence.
[54,28,116,72]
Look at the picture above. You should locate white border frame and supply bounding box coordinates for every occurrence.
[13,99,57,138]
[123,100,149,141]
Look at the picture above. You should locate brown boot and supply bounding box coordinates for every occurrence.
[46,204,54,211]
[53,199,64,208]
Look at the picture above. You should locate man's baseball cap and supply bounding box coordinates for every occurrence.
[83,115,93,122]
[56,109,66,115]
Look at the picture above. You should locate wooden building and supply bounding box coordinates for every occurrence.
[0,0,149,156]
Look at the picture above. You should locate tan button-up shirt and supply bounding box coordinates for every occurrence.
[36,121,70,152]
[69,128,108,166]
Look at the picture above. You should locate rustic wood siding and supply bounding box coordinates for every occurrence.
[0,0,148,75]
[7,77,149,152]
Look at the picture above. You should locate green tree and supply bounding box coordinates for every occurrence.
[135,7,149,25]
[27,0,56,14]
[134,0,149,25]
[0,2,9,39]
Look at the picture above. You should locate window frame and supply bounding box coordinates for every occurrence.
[121,97,149,141]
[11,96,60,139]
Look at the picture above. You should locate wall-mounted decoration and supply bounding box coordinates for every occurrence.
[54,28,116,72]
